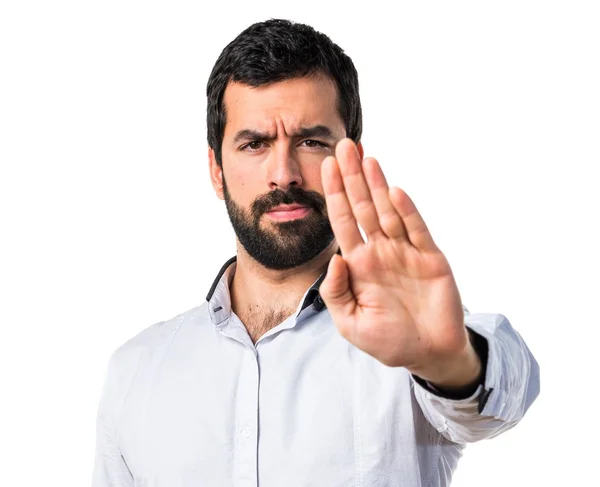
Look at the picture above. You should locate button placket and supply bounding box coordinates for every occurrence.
[233,348,260,487]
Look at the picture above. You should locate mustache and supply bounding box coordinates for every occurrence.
[252,187,326,219]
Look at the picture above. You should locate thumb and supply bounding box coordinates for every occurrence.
[320,254,356,314]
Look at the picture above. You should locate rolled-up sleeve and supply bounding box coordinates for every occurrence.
[92,352,134,486]
[411,305,540,445]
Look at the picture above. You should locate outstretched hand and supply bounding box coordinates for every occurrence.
[319,138,481,389]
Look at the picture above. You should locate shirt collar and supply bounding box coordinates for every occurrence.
[205,247,342,319]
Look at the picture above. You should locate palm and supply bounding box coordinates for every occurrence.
[320,139,466,371]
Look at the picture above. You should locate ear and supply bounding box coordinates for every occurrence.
[356,141,365,160]
[208,147,225,200]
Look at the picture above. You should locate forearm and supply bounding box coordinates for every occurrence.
[411,309,540,444]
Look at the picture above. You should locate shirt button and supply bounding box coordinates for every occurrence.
[241,427,251,438]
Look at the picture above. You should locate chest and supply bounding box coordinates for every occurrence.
[116,321,448,486]
[237,306,296,343]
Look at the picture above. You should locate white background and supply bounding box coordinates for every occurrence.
[1,1,598,485]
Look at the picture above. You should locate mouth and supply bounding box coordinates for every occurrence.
[265,205,312,221]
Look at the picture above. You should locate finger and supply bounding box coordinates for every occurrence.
[321,155,365,253]
[361,157,409,241]
[389,186,438,251]
[319,253,358,329]
[335,138,384,240]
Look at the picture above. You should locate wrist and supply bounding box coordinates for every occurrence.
[411,329,483,391]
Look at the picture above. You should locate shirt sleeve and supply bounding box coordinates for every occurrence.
[411,304,540,445]
[92,351,134,486]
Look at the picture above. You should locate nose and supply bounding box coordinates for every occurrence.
[267,143,303,191]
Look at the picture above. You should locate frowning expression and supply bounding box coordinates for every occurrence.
[209,74,354,269]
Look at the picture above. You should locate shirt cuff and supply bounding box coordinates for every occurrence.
[411,327,491,412]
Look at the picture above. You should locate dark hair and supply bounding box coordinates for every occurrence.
[206,18,362,167]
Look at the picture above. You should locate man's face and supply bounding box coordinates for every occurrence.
[209,75,355,270]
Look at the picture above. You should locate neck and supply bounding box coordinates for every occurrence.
[230,240,338,322]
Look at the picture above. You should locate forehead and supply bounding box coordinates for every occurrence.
[222,75,344,138]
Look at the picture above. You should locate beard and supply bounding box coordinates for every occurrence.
[222,174,335,270]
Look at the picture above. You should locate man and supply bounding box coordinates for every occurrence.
[93,18,539,487]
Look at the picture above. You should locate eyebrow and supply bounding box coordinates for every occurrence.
[232,125,337,144]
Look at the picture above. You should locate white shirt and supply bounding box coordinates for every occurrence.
[92,256,540,487]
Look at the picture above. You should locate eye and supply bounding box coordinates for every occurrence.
[302,140,328,149]
[241,141,265,152]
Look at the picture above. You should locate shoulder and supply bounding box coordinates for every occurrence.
[108,302,209,376]
[98,302,210,416]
